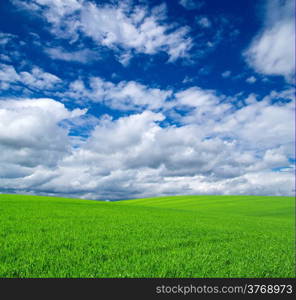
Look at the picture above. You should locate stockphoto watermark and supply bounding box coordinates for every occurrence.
[155,284,294,295]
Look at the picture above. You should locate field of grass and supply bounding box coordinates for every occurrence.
[0,194,294,278]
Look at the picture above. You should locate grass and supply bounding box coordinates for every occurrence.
[0,194,294,278]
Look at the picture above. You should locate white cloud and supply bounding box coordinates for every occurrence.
[197,17,211,28]
[80,2,192,62]
[174,87,231,125]
[11,0,83,40]
[244,0,295,81]
[117,51,133,67]
[0,64,61,91]
[246,76,257,84]
[213,90,295,151]
[0,86,293,199]
[0,54,11,62]
[0,64,19,88]
[179,0,204,10]
[103,80,173,111]
[182,76,195,84]
[59,76,173,111]
[221,70,231,78]
[14,0,193,63]
[39,98,294,198]
[44,47,99,63]
[0,98,86,192]
[175,86,219,107]
[0,32,17,46]
[20,67,61,90]
[1,1,293,199]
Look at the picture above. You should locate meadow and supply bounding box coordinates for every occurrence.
[0,194,294,278]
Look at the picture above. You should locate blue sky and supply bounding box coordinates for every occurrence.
[0,0,294,199]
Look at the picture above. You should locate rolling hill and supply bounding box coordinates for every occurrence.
[0,194,294,278]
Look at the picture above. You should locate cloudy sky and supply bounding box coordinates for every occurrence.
[0,0,294,200]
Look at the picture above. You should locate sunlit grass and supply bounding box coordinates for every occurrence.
[0,194,294,278]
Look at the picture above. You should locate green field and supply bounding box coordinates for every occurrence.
[0,194,295,278]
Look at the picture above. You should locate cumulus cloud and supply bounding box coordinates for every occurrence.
[0,87,293,199]
[0,64,61,91]
[34,97,295,199]
[1,0,293,200]
[174,87,231,125]
[80,2,192,61]
[244,0,295,81]
[213,90,295,153]
[59,76,173,111]
[13,0,193,63]
[0,98,86,191]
